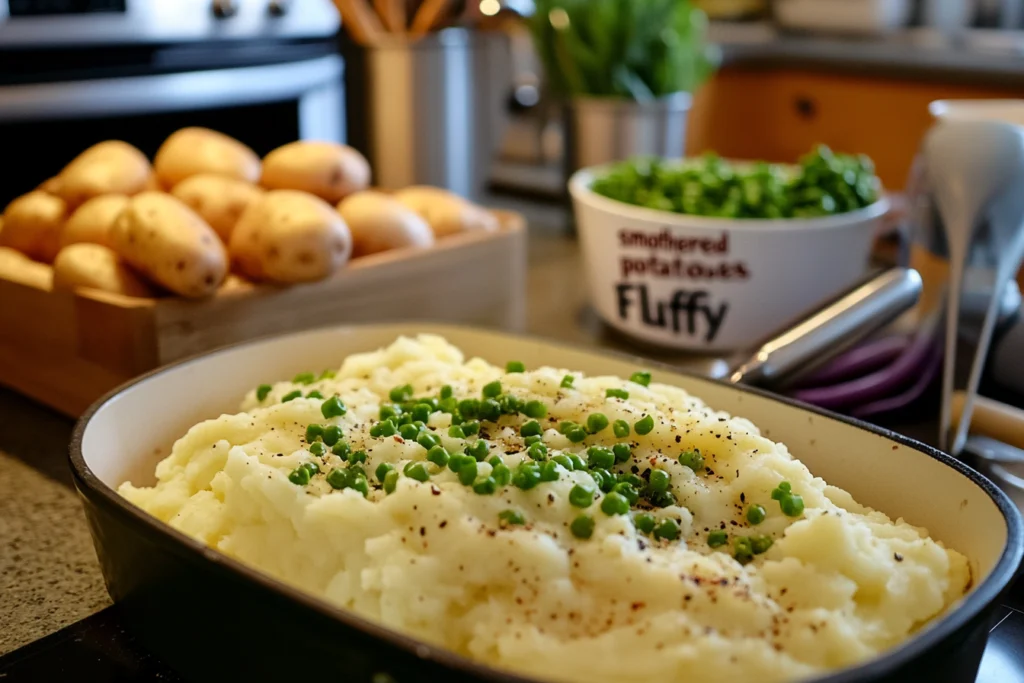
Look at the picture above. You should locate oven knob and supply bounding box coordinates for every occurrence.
[212,0,238,18]
[268,0,290,16]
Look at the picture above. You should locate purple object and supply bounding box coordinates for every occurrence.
[850,343,943,418]
[794,335,912,389]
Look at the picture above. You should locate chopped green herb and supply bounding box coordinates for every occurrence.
[606,388,630,400]
[293,372,315,385]
[560,374,575,388]
[282,390,302,403]
[506,361,526,373]
[256,384,272,401]
[305,390,324,400]
[629,371,652,387]
[498,509,526,526]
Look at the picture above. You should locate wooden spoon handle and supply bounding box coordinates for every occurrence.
[410,0,451,35]
[335,0,387,45]
[374,0,407,33]
[952,392,1024,451]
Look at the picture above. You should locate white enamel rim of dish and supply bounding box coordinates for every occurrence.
[569,166,891,233]
[70,322,1023,683]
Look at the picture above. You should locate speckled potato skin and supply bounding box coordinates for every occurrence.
[61,194,129,250]
[171,174,263,243]
[260,141,370,204]
[0,190,68,263]
[393,186,498,237]
[229,189,352,284]
[110,192,227,298]
[336,190,434,257]
[0,246,53,290]
[154,127,261,189]
[53,243,155,297]
[56,141,152,208]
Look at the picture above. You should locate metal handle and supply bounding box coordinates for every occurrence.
[729,267,924,386]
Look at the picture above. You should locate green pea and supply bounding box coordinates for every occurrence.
[282,390,302,403]
[306,390,324,400]
[586,446,615,469]
[461,420,480,436]
[482,381,502,398]
[612,482,639,505]
[733,537,754,564]
[417,432,441,450]
[440,385,454,400]
[403,462,430,482]
[349,474,369,498]
[302,461,320,475]
[478,399,501,421]
[492,463,511,486]
[380,404,400,421]
[527,441,548,461]
[389,384,414,402]
[319,369,336,380]
[458,399,480,419]
[566,427,587,443]
[780,493,804,517]
[516,401,542,421]
[601,492,630,516]
[473,476,497,495]
[321,425,343,447]
[679,450,705,472]
[539,461,561,482]
[427,446,450,468]
[558,420,578,434]
[439,397,458,414]
[746,504,766,525]
[293,372,315,385]
[569,484,595,508]
[399,423,421,441]
[512,462,542,490]
[305,424,324,443]
[551,454,575,471]
[288,466,311,486]
[586,413,609,434]
[331,440,351,459]
[571,515,595,539]
[349,450,367,465]
[256,384,272,401]
[649,469,671,493]
[321,396,347,418]
[606,388,630,400]
[500,394,524,416]
[708,530,728,548]
[520,420,542,437]
[629,371,652,387]
[591,469,616,493]
[370,419,397,438]
[567,453,587,471]
[458,460,478,486]
[619,472,644,488]
[375,462,394,483]
[487,455,502,468]
[411,404,431,423]
[326,468,349,489]
[384,469,399,494]
[524,435,542,446]
[498,509,526,526]
[634,415,654,435]
[612,420,630,438]
[447,453,473,473]
[634,513,656,535]
[560,374,575,388]
[506,361,526,373]
[653,519,681,541]
[750,534,773,554]
[648,490,677,508]
[309,442,327,456]
[771,481,792,500]
[448,425,466,439]
[466,439,489,461]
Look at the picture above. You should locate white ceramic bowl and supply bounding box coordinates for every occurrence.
[569,167,891,352]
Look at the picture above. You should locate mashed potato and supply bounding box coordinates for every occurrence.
[120,335,970,683]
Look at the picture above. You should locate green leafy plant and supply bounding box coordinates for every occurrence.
[528,0,718,100]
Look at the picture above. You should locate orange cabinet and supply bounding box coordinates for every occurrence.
[686,67,1024,190]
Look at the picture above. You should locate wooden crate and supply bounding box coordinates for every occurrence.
[0,211,527,417]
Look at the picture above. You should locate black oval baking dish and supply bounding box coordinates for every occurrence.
[70,323,1024,683]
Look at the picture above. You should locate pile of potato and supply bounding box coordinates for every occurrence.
[0,128,498,299]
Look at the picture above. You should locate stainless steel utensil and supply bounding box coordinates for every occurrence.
[729,267,923,386]
[963,434,1024,465]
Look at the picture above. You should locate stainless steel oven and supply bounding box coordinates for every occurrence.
[0,0,343,206]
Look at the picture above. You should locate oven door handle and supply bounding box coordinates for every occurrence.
[0,54,343,121]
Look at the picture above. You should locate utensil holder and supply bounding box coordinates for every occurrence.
[341,28,510,201]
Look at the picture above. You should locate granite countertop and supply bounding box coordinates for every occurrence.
[1,196,1022,681]
[711,21,1024,86]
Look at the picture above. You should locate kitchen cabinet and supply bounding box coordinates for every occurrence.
[686,67,1024,190]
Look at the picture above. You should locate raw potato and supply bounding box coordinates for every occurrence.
[154,127,260,189]
[56,140,152,207]
[62,194,129,250]
[0,191,68,262]
[111,192,227,298]
[260,141,370,204]
[171,174,263,243]
[230,190,352,284]
[38,176,62,194]
[53,243,154,297]
[337,191,434,257]
[0,247,53,291]
[393,186,498,237]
